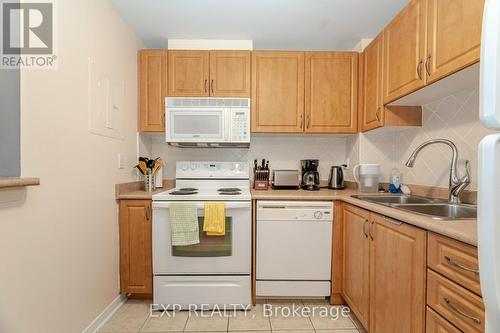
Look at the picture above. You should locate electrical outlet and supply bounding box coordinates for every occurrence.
[118,153,124,169]
[345,158,350,169]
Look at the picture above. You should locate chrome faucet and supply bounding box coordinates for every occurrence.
[405,139,471,203]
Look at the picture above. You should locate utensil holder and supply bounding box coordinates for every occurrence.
[144,174,156,192]
[253,169,270,190]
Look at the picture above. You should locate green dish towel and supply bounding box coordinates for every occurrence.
[169,203,200,246]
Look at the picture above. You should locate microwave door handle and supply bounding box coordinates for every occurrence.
[225,109,231,141]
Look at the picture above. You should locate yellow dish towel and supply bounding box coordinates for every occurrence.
[203,202,226,236]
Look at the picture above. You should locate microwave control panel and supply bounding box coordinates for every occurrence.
[230,110,250,142]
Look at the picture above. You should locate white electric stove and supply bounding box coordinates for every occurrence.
[152,161,252,309]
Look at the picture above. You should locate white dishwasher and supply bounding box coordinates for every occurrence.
[256,200,333,297]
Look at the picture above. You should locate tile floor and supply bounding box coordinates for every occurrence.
[99,299,367,333]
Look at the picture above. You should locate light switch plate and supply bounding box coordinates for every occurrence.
[118,153,124,169]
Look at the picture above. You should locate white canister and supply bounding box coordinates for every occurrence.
[353,164,380,193]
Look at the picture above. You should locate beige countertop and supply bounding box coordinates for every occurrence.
[117,184,477,246]
[252,188,478,246]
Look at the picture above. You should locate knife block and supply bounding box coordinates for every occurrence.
[253,169,269,190]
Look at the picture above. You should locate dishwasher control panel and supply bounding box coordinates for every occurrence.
[257,201,333,221]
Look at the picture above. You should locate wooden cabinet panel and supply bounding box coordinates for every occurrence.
[361,35,384,131]
[426,0,483,84]
[383,0,427,104]
[305,52,358,133]
[119,200,152,296]
[427,269,485,333]
[428,232,481,296]
[138,50,167,132]
[168,50,209,96]
[369,214,426,333]
[209,51,250,97]
[342,204,370,329]
[426,307,462,333]
[251,51,305,133]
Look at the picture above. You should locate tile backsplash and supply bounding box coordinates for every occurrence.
[151,135,348,180]
[347,87,493,190]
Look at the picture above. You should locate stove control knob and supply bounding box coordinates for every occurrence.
[190,163,197,170]
[181,163,189,171]
[314,211,323,219]
[230,164,236,171]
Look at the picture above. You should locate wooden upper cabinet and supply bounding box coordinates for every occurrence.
[138,50,167,132]
[342,205,371,329]
[426,0,484,84]
[209,51,251,97]
[383,0,427,104]
[251,51,305,133]
[369,214,426,333]
[168,50,209,96]
[305,52,358,133]
[361,35,384,131]
[119,200,152,296]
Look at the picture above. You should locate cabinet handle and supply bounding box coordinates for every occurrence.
[369,221,374,240]
[204,79,208,93]
[383,216,403,225]
[211,79,214,94]
[425,54,431,77]
[443,297,481,324]
[146,206,150,221]
[306,115,311,128]
[363,220,369,238]
[299,114,304,128]
[417,60,423,80]
[444,256,479,275]
[375,107,381,122]
[162,110,165,126]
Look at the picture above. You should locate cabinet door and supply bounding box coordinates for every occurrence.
[138,50,167,132]
[305,52,358,133]
[342,204,370,329]
[369,214,426,333]
[383,0,427,104]
[119,200,152,295]
[209,51,250,97]
[426,0,484,84]
[361,35,384,132]
[251,51,305,133]
[168,50,209,96]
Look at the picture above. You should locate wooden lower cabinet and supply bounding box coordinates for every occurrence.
[342,204,426,333]
[119,200,152,296]
[342,204,370,328]
[369,213,427,333]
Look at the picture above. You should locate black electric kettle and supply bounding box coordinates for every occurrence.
[328,165,345,189]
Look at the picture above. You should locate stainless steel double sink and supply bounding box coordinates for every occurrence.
[351,194,477,220]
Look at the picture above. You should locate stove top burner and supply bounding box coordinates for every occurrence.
[179,188,198,192]
[217,188,241,192]
[169,190,198,195]
[219,191,242,195]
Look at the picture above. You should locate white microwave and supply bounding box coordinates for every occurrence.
[165,97,250,148]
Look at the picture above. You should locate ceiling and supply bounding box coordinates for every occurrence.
[111,0,408,50]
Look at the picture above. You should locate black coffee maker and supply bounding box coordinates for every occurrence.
[300,159,320,191]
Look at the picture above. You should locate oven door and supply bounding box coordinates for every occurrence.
[166,108,228,142]
[152,201,251,274]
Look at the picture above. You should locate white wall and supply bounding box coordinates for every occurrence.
[0,0,143,332]
[346,87,491,191]
[150,135,348,180]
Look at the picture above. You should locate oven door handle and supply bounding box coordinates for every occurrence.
[152,201,251,209]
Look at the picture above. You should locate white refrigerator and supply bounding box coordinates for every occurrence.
[479,0,500,331]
